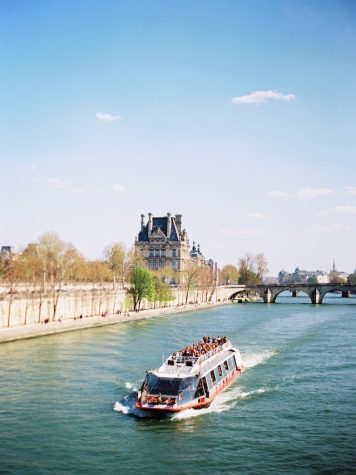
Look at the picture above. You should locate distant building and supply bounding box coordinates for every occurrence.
[263,276,278,285]
[0,246,15,260]
[329,260,348,283]
[278,267,330,285]
[135,213,216,283]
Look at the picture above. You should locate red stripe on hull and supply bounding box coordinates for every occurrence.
[135,367,245,413]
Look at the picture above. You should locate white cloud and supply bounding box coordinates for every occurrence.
[111,183,125,193]
[269,187,333,199]
[306,223,352,233]
[231,90,296,105]
[47,178,85,193]
[37,176,126,195]
[296,186,333,199]
[345,186,356,196]
[269,190,290,198]
[95,112,122,122]
[327,205,356,215]
[249,212,267,220]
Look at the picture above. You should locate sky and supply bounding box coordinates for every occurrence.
[1,0,356,275]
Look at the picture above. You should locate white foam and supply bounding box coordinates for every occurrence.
[114,397,157,418]
[171,386,270,420]
[113,401,131,415]
[243,350,275,369]
[125,381,138,391]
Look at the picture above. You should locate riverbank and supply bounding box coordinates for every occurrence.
[0,300,231,344]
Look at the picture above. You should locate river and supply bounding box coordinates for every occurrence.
[0,294,355,474]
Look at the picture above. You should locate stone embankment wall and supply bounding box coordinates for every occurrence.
[0,286,231,329]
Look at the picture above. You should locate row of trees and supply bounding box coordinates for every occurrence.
[0,232,218,326]
[220,253,269,285]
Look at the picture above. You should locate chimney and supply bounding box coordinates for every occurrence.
[175,214,182,234]
[167,212,171,239]
[148,212,153,237]
[140,214,145,233]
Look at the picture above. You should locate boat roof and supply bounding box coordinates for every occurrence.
[151,339,240,378]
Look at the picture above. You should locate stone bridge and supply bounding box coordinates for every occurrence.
[224,284,356,304]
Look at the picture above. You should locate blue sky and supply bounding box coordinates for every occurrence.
[1,0,356,274]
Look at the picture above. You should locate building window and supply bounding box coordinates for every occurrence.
[172,260,178,270]
[172,248,177,257]
[154,249,160,257]
[161,249,166,257]
[149,249,154,257]
[149,260,154,269]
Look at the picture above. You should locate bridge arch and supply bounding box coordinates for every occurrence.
[224,283,356,304]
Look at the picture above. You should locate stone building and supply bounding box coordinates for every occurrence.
[0,246,15,261]
[278,267,330,284]
[135,213,216,283]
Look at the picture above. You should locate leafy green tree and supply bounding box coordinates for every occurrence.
[348,272,356,285]
[129,267,155,311]
[220,265,239,284]
[152,277,175,307]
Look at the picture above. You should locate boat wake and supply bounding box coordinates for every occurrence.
[170,386,270,420]
[243,349,275,369]
[124,381,138,392]
[114,347,274,420]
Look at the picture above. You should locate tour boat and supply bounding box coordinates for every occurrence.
[135,336,244,413]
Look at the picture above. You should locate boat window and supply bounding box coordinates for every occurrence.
[231,356,237,370]
[218,365,223,377]
[145,374,197,395]
[210,370,216,384]
[194,379,205,398]
[224,360,229,371]
[202,377,209,397]
[168,360,174,366]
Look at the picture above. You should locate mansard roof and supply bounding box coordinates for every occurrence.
[138,215,180,242]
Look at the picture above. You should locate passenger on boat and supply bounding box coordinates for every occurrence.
[172,336,228,359]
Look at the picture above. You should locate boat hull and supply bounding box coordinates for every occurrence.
[135,366,244,413]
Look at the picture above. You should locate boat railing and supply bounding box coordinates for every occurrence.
[170,340,231,366]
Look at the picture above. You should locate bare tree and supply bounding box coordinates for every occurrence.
[238,253,269,284]
[104,242,129,289]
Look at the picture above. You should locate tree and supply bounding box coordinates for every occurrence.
[37,232,81,321]
[129,267,155,311]
[238,253,269,284]
[127,246,145,268]
[255,253,269,281]
[182,261,201,304]
[104,242,128,289]
[152,276,175,308]
[220,265,239,285]
[87,260,112,315]
[348,272,356,285]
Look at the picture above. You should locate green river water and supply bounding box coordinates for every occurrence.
[0,294,355,474]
